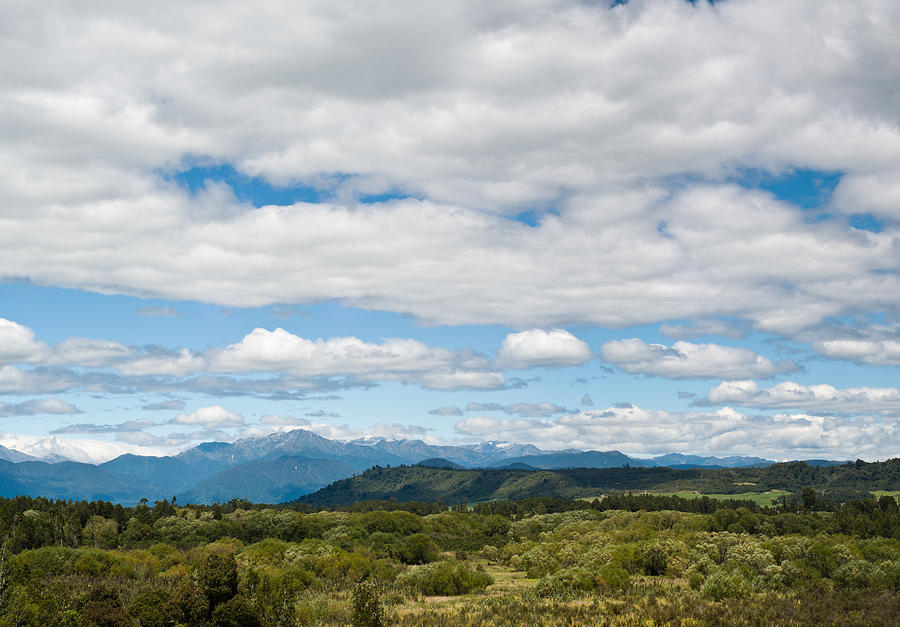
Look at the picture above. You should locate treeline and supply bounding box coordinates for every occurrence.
[3,491,900,558]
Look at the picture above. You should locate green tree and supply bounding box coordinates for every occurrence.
[199,553,238,611]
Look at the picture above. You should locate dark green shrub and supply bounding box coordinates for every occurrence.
[396,534,439,565]
[211,595,260,627]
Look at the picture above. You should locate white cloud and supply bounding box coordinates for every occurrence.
[0,434,165,463]
[455,404,897,460]
[702,379,900,416]
[416,370,506,391]
[498,329,593,369]
[208,328,461,375]
[172,405,244,428]
[601,338,796,379]
[0,2,897,332]
[812,339,900,366]
[247,417,438,444]
[205,327,504,390]
[51,338,132,367]
[116,349,206,377]
[0,319,50,364]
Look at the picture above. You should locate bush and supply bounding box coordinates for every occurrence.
[396,534,439,565]
[396,561,493,596]
[352,580,384,627]
[700,569,749,601]
[210,595,260,627]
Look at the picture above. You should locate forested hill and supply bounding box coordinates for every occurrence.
[297,458,900,506]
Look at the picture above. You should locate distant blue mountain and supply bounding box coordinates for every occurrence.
[0,429,845,504]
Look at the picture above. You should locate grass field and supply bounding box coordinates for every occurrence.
[872,490,900,498]
[657,490,791,507]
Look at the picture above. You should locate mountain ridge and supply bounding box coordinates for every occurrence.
[0,428,853,505]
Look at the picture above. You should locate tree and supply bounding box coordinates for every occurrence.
[199,553,238,611]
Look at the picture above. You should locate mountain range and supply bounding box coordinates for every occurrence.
[0,428,833,505]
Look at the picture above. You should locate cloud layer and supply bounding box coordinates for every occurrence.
[0,2,899,331]
[700,380,900,416]
[455,404,896,461]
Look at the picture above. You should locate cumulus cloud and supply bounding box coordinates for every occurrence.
[204,327,504,390]
[498,329,593,369]
[812,339,900,366]
[172,405,244,428]
[600,338,797,379]
[455,404,896,460]
[0,398,81,417]
[0,319,50,364]
[699,380,900,416]
[0,2,898,334]
[581,394,594,406]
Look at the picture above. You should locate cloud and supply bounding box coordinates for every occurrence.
[415,370,506,391]
[601,339,797,379]
[136,306,182,317]
[141,400,186,411]
[50,419,155,434]
[0,434,165,463]
[50,338,132,367]
[465,401,571,418]
[117,348,206,377]
[455,404,897,460]
[172,405,244,428]
[699,380,900,416]
[304,410,341,418]
[0,319,50,364]
[581,394,594,406]
[659,320,745,340]
[0,398,81,417]
[466,402,504,412]
[249,416,435,443]
[429,405,463,416]
[0,2,899,333]
[205,327,504,390]
[812,339,900,366]
[498,329,593,369]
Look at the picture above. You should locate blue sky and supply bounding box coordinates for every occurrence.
[1,0,899,463]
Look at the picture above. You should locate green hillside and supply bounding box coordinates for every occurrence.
[298,459,900,506]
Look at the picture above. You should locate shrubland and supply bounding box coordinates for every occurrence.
[0,491,897,625]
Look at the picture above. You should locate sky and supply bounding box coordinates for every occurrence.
[1,0,900,463]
